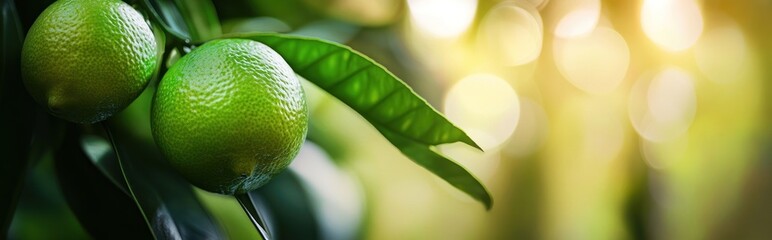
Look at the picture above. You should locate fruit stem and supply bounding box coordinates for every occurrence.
[235,193,272,240]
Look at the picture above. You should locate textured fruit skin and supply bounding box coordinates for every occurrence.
[21,0,157,123]
[152,39,308,195]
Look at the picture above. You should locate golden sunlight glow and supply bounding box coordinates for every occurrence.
[639,137,689,170]
[629,68,697,142]
[407,0,478,38]
[524,0,549,10]
[553,27,630,94]
[694,18,749,84]
[647,70,696,124]
[502,97,548,158]
[313,0,400,26]
[580,106,625,163]
[544,96,629,239]
[444,73,520,150]
[439,132,501,182]
[553,0,601,38]
[641,0,704,51]
[478,2,543,66]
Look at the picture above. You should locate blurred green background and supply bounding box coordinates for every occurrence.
[10,0,772,239]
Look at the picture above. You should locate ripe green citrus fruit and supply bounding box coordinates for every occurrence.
[151,38,308,195]
[21,0,157,124]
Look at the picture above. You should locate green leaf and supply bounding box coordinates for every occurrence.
[79,126,130,194]
[232,33,480,149]
[380,129,493,209]
[27,114,66,167]
[249,170,321,240]
[93,122,227,240]
[9,153,90,239]
[91,88,227,239]
[139,0,222,42]
[235,194,272,240]
[139,0,191,41]
[55,125,153,239]
[1,0,37,235]
[172,0,221,41]
[225,33,492,209]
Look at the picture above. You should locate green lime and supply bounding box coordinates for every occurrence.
[21,0,157,123]
[152,38,308,195]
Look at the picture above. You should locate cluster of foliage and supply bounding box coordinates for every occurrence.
[1,0,491,239]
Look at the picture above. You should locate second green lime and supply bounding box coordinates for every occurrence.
[151,38,308,195]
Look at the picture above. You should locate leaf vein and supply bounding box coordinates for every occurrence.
[384,105,421,125]
[326,65,370,89]
[416,122,437,140]
[365,87,401,114]
[297,49,343,73]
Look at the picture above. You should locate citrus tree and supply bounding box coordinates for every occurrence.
[1,0,491,239]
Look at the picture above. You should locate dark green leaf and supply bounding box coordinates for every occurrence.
[94,123,227,240]
[55,125,152,239]
[26,111,67,169]
[79,126,130,194]
[98,86,226,239]
[139,0,191,41]
[1,0,37,235]
[249,170,321,240]
[9,154,90,239]
[139,0,222,42]
[235,194,272,240]
[226,33,491,209]
[380,129,493,209]
[172,0,221,41]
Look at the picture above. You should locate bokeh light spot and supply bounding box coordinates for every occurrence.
[553,0,601,38]
[479,2,543,66]
[647,69,697,124]
[407,0,478,38]
[629,67,697,142]
[524,0,549,10]
[641,0,704,51]
[553,27,630,94]
[444,73,520,150]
